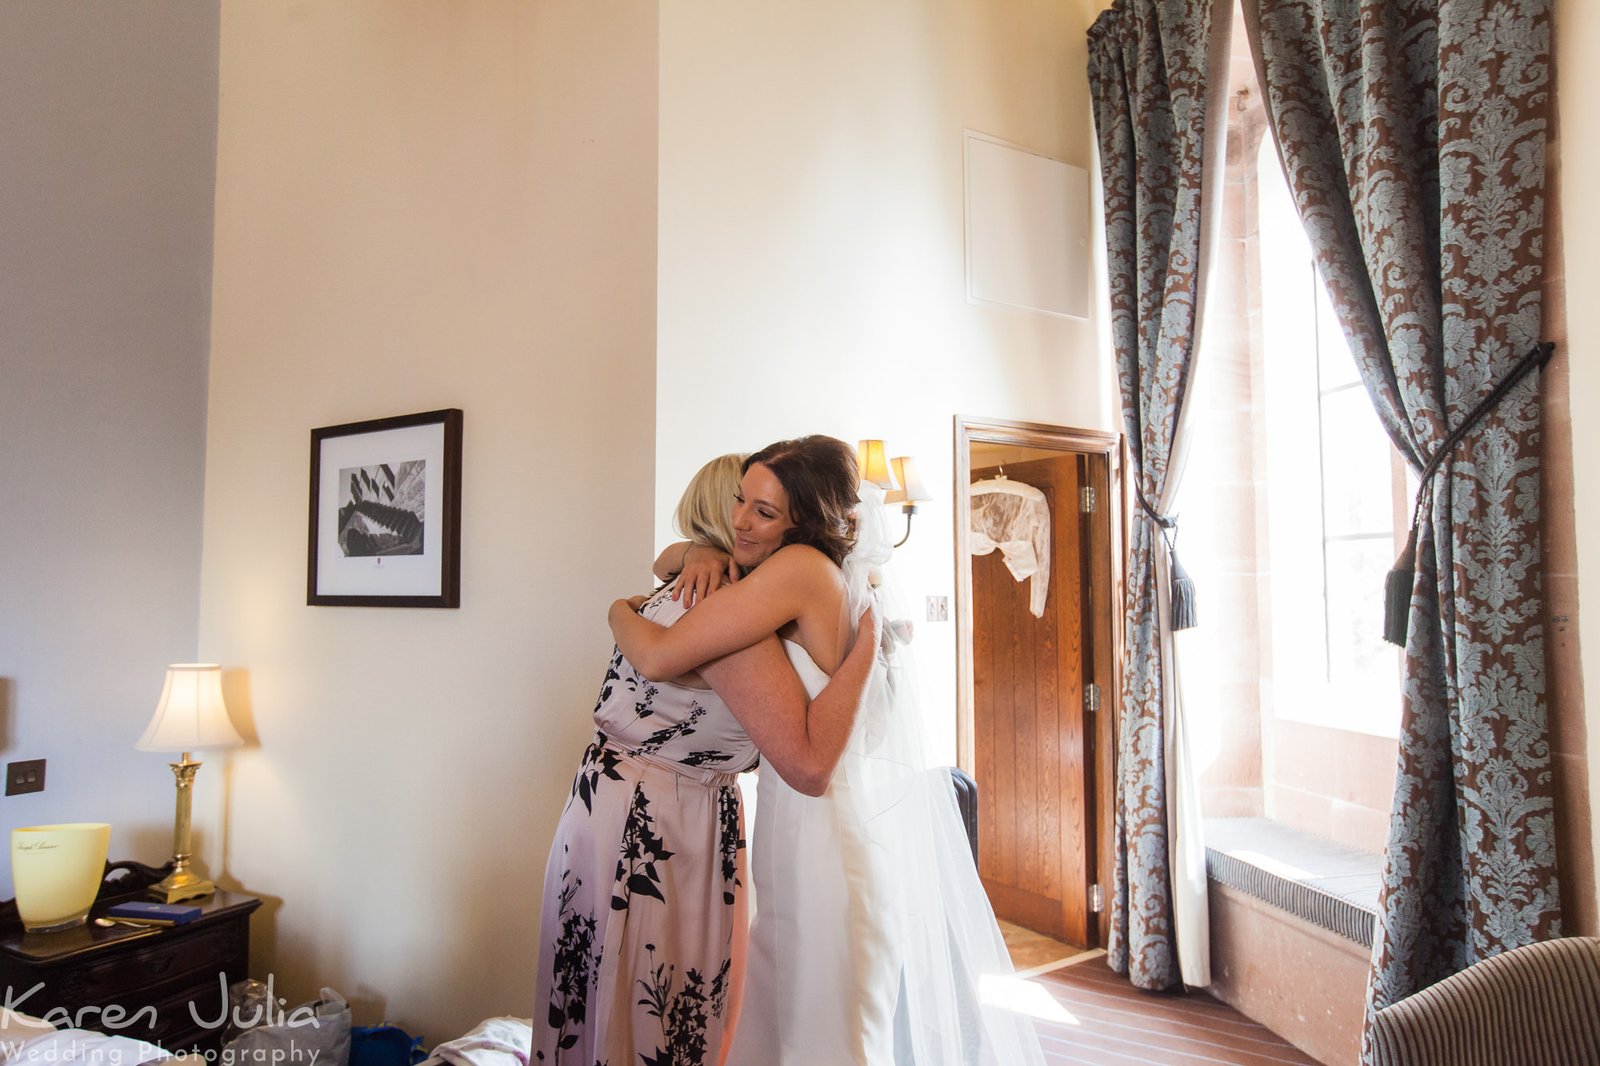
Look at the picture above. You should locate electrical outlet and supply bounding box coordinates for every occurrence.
[926,595,949,622]
[6,759,45,796]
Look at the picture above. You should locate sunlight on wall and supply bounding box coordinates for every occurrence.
[198,1,657,1041]
[656,0,1114,766]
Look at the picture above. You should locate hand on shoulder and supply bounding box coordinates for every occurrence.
[671,542,738,608]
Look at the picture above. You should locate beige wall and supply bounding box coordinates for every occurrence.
[198,1,657,1041]
[1557,0,1600,926]
[0,1,220,892]
[656,0,1116,761]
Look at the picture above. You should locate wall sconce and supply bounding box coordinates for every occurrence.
[858,441,931,547]
[135,664,243,902]
[884,455,932,547]
[856,439,900,491]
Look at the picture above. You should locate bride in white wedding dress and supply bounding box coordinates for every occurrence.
[611,436,1044,1066]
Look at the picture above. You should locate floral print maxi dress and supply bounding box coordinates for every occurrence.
[533,587,759,1066]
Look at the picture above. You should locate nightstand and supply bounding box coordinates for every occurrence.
[0,869,260,1054]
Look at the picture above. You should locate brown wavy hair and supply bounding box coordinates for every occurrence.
[743,435,859,566]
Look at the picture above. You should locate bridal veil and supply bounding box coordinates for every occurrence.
[828,484,1049,1065]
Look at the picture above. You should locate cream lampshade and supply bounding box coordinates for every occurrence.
[884,455,932,547]
[856,439,901,492]
[136,664,242,903]
[884,456,931,506]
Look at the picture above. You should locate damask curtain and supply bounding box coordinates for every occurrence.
[1240,0,1559,1049]
[1087,0,1230,991]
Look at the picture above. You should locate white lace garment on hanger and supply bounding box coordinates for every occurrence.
[969,476,1051,618]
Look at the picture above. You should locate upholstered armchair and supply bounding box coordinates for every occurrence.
[1367,936,1600,1066]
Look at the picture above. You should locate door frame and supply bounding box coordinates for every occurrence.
[953,415,1125,946]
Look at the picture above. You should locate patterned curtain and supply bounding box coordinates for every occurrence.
[1240,0,1559,1050]
[1087,0,1229,991]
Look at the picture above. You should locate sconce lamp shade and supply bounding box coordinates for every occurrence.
[136,664,242,753]
[856,439,901,491]
[884,456,932,506]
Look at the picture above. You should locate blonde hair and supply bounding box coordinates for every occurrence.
[674,453,746,555]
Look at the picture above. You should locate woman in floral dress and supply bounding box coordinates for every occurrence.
[532,453,876,1066]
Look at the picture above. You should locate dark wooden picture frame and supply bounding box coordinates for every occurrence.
[307,409,463,607]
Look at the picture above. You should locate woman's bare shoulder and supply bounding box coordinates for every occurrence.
[765,543,841,574]
[760,544,847,594]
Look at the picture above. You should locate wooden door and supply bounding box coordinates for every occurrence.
[971,454,1095,946]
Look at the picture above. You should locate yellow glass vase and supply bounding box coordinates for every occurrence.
[11,823,111,932]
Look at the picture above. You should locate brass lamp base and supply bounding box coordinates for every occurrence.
[148,867,216,904]
[150,755,218,904]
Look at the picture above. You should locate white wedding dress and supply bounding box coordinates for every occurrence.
[726,490,1046,1066]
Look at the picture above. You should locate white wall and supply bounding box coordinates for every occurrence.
[0,1,220,894]
[198,1,657,1041]
[656,0,1114,760]
[1557,0,1600,922]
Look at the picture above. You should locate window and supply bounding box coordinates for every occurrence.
[1176,67,1408,852]
[1254,136,1411,736]
[1179,130,1408,792]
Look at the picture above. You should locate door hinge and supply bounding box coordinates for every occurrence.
[1084,682,1101,713]
[1080,485,1097,513]
[1090,883,1104,914]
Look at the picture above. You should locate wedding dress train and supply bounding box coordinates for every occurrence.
[726,489,1046,1066]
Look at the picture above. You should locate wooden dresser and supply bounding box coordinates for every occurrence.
[0,863,261,1053]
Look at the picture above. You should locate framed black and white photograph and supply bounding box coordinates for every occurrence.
[307,408,463,607]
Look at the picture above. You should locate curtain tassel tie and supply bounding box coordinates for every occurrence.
[1138,488,1197,632]
[1169,547,1198,632]
[1380,340,1555,648]
[1383,525,1417,647]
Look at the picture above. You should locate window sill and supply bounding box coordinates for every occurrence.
[1204,816,1382,948]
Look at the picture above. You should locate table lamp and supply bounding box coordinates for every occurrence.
[135,664,243,903]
